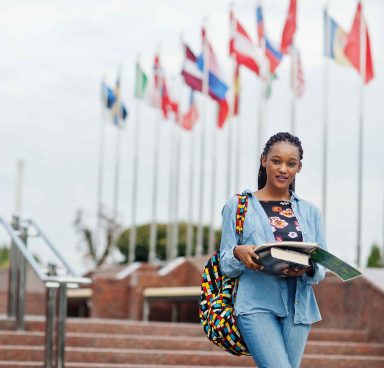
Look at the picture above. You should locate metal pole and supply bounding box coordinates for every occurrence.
[112,123,122,236]
[45,285,58,368]
[56,283,67,368]
[290,39,297,135]
[7,215,20,318]
[186,121,196,257]
[15,160,24,216]
[16,224,28,331]
[166,117,176,260]
[149,58,163,263]
[96,83,107,257]
[234,74,242,194]
[208,107,218,254]
[128,96,141,263]
[196,23,210,256]
[356,0,366,267]
[257,26,267,185]
[322,2,330,232]
[172,120,182,260]
[227,118,233,198]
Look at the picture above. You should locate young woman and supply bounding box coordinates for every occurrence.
[219,132,327,368]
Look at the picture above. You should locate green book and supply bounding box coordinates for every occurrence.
[255,242,362,282]
[309,247,362,282]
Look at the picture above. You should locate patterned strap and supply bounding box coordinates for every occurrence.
[235,194,248,241]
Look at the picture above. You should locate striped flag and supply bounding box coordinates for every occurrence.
[256,4,283,75]
[256,5,264,43]
[182,41,229,128]
[291,48,305,98]
[229,10,260,75]
[323,9,351,67]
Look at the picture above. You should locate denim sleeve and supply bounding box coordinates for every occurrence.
[219,198,247,278]
[301,205,327,285]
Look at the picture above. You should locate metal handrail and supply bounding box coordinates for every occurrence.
[0,215,92,368]
[28,219,79,277]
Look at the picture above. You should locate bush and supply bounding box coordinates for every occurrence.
[366,244,384,268]
[116,223,221,263]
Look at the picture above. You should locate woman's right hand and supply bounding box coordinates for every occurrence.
[233,245,264,271]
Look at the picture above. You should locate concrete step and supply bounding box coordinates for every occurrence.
[1,346,384,368]
[0,364,252,368]
[0,331,382,355]
[0,317,369,342]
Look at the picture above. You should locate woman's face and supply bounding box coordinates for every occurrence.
[261,141,302,191]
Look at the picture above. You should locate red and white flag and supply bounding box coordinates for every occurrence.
[161,78,178,119]
[179,90,198,131]
[229,11,260,75]
[291,48,305,98]
[343,2,374,84]
[281,0,297,54]
[147,54,178,120]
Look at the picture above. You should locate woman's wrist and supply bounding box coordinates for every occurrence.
[233,245,241,260]
[306,260,316,277]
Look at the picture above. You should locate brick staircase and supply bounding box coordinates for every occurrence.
[1,316,384,368]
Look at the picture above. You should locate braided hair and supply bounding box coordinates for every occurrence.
[258,132,303,191]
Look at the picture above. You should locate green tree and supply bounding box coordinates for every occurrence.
[366,244,384,268]
[116,223,222,263]
[0,246,10,269]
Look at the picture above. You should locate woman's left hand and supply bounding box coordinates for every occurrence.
[282,266,311,277]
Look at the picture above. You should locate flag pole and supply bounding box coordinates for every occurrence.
[290,38,297,135]
[112,66,123,239]
[322,2,330,232]
[96,78,108,253]
[226,68,235,199]
[196,20,209,256]
[186,118,196,257]
[356,0,366,267]
[172,86,183,260]
[128,57,142,264]
[257,5,267,183]
[234,68,242,194]
[208,107,218,254]
[149,50,162,264]
[180,34,196,258]
[15,160,24,216]
[227,6,235,198]
[166,106,176,260]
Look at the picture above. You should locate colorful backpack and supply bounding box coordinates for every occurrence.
[199,194,250,356]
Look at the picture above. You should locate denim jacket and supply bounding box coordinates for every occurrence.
[219,189,327,324]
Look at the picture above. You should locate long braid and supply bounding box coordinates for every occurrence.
[258,132,304,191]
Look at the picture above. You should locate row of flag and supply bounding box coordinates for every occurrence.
[101,0,374,131]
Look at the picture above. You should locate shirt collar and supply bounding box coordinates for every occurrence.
[242,189,301,201]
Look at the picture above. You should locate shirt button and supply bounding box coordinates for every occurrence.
[295,300,299,304]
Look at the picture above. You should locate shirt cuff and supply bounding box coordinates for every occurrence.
[230,246,245,268]
[303,263,319,284]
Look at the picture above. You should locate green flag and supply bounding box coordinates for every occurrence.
[135,62,148,98]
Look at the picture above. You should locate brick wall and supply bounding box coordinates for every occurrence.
[314,273,384,341]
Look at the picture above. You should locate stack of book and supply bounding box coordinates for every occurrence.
[254,242,361,282]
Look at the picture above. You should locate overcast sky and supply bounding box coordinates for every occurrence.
[1,0,384,273]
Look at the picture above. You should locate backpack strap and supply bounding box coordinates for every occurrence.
[235,194,248,245]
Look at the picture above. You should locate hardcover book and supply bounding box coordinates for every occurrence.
[254,242,361,282]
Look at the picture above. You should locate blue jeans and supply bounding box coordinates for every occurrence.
[237,278,311,368]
